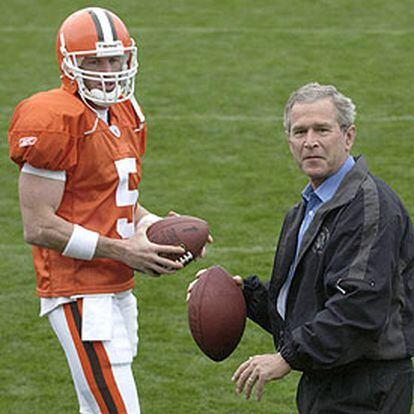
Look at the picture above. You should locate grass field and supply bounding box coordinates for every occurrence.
[1,0,413,413]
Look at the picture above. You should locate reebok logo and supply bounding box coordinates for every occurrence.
[18,136,38,147]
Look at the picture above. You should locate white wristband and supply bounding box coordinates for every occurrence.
[62,224,99,260]
[138,213,162,228]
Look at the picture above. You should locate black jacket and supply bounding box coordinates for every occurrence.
[243,156,414,373]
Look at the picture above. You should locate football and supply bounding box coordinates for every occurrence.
[188,265,246,361]
[147,215,209,265]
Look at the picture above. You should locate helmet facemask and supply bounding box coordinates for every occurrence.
[61,38,138,107]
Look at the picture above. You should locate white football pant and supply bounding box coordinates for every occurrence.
[47,291,140,413]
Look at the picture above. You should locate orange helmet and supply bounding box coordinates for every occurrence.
[56,7,138,106]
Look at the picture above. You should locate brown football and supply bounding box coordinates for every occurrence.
[147,215,209,266]
[188,265,246,361]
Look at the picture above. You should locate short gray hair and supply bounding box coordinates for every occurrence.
[283,82,357,133]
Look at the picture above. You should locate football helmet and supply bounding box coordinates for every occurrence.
[56,7,138,106]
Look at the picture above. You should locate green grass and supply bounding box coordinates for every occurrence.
[1,0,413,412]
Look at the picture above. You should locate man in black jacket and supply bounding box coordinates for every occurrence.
[231,83,414,413]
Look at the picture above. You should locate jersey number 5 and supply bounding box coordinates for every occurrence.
[115,158,138,239]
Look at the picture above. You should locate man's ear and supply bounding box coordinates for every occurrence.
[344,125,356,151]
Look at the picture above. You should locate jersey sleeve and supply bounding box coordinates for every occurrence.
[8,98,78,171]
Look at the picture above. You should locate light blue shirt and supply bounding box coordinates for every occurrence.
[276,156,355,319]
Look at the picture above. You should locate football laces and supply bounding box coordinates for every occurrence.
[177,251,194,265]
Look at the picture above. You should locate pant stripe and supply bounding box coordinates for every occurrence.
[64,300,127,414]
[63,302,108,412]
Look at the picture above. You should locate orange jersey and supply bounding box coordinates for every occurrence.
[8,85,147,297]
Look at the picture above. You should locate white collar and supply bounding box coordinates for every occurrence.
[94,108,109,124]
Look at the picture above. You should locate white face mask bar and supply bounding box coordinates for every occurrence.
[75,65,137,106]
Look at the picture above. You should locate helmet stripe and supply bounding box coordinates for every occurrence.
[105,11,118,41]
[88,10,104,41]
[88,8,115,42]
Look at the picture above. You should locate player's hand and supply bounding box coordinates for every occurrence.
[199,232,214,259]
[232,353,291,401]
[123,219,185,276]
[167,210,180,217]
[186,270,243,302]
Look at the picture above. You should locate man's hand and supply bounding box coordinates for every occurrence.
[186,269,243,301]
[232,353,292,401]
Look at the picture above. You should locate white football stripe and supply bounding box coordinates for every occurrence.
[91,7,114,42]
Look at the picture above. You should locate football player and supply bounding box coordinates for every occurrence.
[8,7,186,413]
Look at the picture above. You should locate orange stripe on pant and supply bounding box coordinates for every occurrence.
[63,300,127,413]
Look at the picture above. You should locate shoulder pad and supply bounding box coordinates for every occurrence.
[8,88,87,170]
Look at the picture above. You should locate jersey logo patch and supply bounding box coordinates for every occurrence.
[18,136,38,147]
[109,125,121,137]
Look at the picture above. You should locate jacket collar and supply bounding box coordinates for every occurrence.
[296,155,368,265]
[318,155,368,214]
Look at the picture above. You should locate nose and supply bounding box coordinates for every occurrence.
[100,59,113,72]
[303,129,319,147]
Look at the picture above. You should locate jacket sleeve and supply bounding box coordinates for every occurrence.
[243,276,272,333]
[280,180,406,371]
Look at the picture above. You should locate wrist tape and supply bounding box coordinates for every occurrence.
[62,224,99,260]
